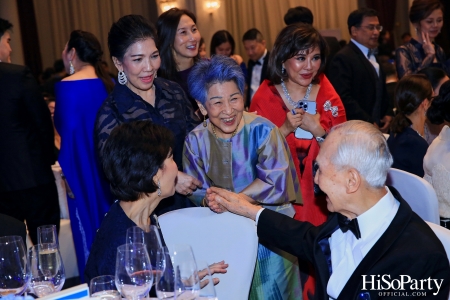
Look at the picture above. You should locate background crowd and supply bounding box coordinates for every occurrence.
[1,0,450,299]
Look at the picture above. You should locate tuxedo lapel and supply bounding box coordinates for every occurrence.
[260,51,270,84]
[348,42,379,83]
[337,187,412,299]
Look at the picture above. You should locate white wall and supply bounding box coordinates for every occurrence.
[0,0,24,65]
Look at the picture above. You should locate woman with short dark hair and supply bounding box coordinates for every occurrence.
[157,8,202,109]
[387,74,431,176]
[184,55,302,299]
[395,0,448,78]
[95,15,201,218]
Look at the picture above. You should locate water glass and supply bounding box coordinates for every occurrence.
[0,236,30,296]
[196,261,217,300]
[115,243,153,300]
[126,225,163,271]
[37,225,59,248]
[155,247,176,299]
[90,275,121,299]
[28,244,65,297]
[170,245,200,300]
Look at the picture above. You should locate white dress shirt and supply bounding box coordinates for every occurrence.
[249,49,267,100]
[351,39,379,76]
[327,187,399,299]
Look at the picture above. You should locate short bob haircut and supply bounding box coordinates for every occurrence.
[210,30,236,56]
[102,120,174,201]
[157,8,199,81]
[108,15,158,61]
[427,80,450,125]
[330,120,393,188]
[409,0,444,24]
[347,7,378,35]
[418,67,448,91]
[188,55,245,106]
[0,18,13,38]
[390,74,432,134]
[283,6,314,26]
[268,23,327,85]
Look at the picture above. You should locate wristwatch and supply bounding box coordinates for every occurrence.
[315,132,328,143]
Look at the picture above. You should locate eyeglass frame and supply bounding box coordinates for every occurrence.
[357,25,383,32]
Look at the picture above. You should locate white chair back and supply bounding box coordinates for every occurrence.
[158,207,258,300]
[386,168,440,224]
[426,222,450,300]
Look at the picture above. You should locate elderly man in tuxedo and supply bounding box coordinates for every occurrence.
[242,28,269,108]
[0,18,59,244]
[328,8,393,133]
[206,120,450,300]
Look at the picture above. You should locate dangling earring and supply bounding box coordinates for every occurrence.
[157,180,161,196]
[69,61,75,75]
[118,70,127,85]
[155,72,158,79]
[281,64,286,75]
[203,114,207,127]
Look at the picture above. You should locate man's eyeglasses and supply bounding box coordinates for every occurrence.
[358,25,383,32]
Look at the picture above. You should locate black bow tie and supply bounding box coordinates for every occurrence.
[253,60,261,65]
[337,213,361,239]
[367,48,378,58]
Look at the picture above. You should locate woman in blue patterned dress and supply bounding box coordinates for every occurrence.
[183,55,302,299]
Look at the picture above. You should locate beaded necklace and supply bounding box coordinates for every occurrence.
[281,78,313,108]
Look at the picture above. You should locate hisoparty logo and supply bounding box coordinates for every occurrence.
[361,275,444,296]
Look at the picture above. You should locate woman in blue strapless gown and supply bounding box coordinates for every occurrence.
[54,30,115,282]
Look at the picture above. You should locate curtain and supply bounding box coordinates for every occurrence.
[225,0,358,62]
[33,0,158,70]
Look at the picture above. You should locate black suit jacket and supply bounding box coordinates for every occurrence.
[258,187,450,300]
[246,51,270,107]
[0,63,55,192]
[328,41,393,124]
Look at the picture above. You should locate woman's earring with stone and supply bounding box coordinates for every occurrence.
[69,61,75,75]
[281,64,286,75]
[118,70,127,85]
[157,180,161,196]
[203,114,207,127]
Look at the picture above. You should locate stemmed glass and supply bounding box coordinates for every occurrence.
[0,236,30,297]
[28,244,65,297]
[37,225,59,248]
[170,245,200,300]
[90,275,121,299]
[196,261,217,300]
[115,243,153,300]
[155,247,176,299]
[126,225,163,272]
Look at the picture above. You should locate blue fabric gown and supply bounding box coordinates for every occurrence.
[54,79,113,282]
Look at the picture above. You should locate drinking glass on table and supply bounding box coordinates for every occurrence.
[155,247,176,299]
[126,225,163,272]
[170,244,200,300]
[37,225,59,248]
[115,243,153,300]
[90,275,121,299]
[28,244,65,297]
[196,261,217,300]
[0,236,30,297]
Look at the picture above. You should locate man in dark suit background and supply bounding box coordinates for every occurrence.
[0,18,60,244]
[284,6,341,76]
[242,28,270,108]
[328,8,393,132]
[207,120,450,300]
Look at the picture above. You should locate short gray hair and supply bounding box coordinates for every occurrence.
[329,120,393,188]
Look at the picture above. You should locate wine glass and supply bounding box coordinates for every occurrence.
[115,243,153,300]
[196,261,217,300]
[28,244,65,297]
[90,275,121,299]
[37,225,59,248]
[0,236,30,296]
[169,245,200,300]
[155,247,175,299]
[126,225,163,271]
